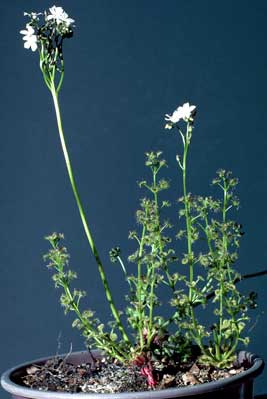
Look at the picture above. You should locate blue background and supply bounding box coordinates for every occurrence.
[0,0,267,397]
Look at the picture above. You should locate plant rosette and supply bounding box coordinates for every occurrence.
[1,5,266,399]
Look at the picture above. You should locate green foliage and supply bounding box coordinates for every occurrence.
[43,126,258,370]
[44,233,130,362]
[176,170,251,367]
[125,152,192,360]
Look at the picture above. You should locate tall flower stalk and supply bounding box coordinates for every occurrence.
[166,105,209,356]
[21,7,130,347]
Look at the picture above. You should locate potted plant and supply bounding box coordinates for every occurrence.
[1,5,265,399]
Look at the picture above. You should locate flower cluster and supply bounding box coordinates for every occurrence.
[165,102,196,129]
[20,6,75,94]
[46,5,74,26]
[20,5,74,52]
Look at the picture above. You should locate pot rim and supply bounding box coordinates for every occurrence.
[1,350,264,399]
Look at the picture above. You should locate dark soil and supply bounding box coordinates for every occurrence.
[20,355,246,394]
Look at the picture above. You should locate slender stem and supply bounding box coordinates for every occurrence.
[180,124,205,351]
[147,170,160,344]
[137,214,147,349]
[216,180,229,356]
[148,277,156,345]
[153,169,175,292]
[49,82,130,345]
[182,136,193,301]
[204,215,214,256]
[57,60,65,93]
[62,281,127,361]
[117,256,127,275]
[218,187,228,348]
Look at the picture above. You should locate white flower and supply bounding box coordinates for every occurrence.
[20,24,38,52]
[165,102,196,126]
[46,6,75,26]
[164,123,173,130]
[23,12,42,20]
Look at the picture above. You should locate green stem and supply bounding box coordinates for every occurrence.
[180,123,205,352]
[153,173,175,292]
[182,139,193,301]
[62,282,127,361]
[217,181,228,350]
[147,170,160,345]
[137,214,147,349]
[147,277,156,345]
[204,215,214,256]
[57,60,65,93]
[49,82,130,346]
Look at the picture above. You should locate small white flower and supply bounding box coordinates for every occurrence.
[165,102,196,126]
[164,123,173,130]
[165,109,182,125]
[178,102,196,121]
[24,12,42,20]
[46,5,75,26]
[20,24,38,51]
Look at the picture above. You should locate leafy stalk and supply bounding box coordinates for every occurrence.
[44,233,129,362]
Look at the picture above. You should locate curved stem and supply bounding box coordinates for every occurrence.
[49,82,130,346]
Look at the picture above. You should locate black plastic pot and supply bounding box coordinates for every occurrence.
[1,350,264,399]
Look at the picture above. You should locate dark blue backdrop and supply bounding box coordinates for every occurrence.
[0,1,267,397]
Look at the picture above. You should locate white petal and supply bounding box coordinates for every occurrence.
[21,34,30,40]
[55,6,64,13]
[66,17,75,26]
[31,42,38,51]
[29,36,37,44]
[27,26,35,34]
[49,5,57,13]
[49,6,63,16]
